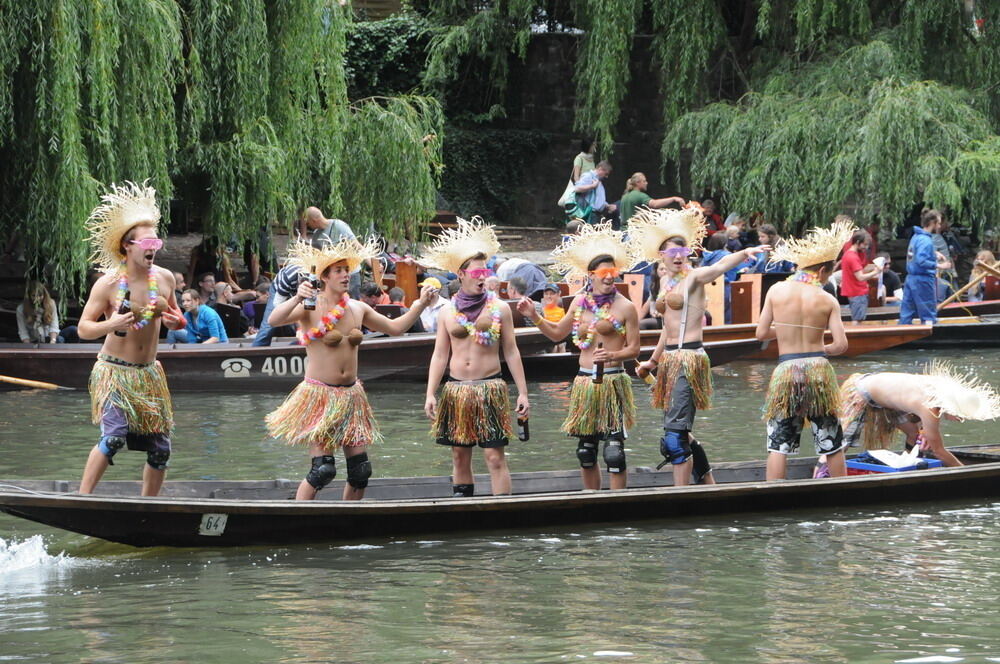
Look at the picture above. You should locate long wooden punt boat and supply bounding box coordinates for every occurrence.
[0,328,553,391]
[842,299,1000,322]
[1,445,996,548]
[899,314,1000,348]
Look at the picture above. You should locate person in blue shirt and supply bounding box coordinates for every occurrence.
[900,209,949,325]
[180,289,228,343]
[751,223,795,273]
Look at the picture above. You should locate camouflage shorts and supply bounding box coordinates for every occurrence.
[766,414,844,456]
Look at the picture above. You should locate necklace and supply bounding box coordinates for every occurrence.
[657,266,690,302]
[115,264,159,330]
[571,292,625,349]
[298,293,349,345]
[452,292,502,345]
[787,270,823,287]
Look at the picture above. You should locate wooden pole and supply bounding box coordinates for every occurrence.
[937,260,1000,309]
[0,374,71,390]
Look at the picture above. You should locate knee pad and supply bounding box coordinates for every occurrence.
[146,448,170,471]
[346,452,372,490]
[576,436,599,468]
[689,438,711,483]
[603,440,626,474]
[98,436,127,465]
[660,430,691,465]
[305,455,337,491]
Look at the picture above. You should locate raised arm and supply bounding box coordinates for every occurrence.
[499,302,530,418]
[518,296,575,342]
[268,279,311,327]
[694,245,769,285]
[360,285,435,336]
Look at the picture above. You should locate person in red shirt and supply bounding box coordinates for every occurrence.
[840,230,880,323]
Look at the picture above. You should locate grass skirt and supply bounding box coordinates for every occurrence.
[763,356,840,421]
[89,357,173,434]
[562,372,636,436]
[265,379,380,451]
[652,349,712,410]
[839,373,899,450]
[433,378,512,445]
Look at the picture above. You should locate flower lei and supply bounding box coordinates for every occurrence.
[297,293,349,345]
[787,270,823,288]
[571,292,625,349]
[656,266,690,302]
[452,291,502,345]
[115,263,159,330]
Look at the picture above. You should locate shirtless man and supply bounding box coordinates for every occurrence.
[629,208,770,486]
[518,223,639,490]
[839,364,1000,467]
[755,222,853,481]
[266,238,437,501]
[78,182,185,496]
[422,218,530,497]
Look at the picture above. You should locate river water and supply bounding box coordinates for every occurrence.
[1,348,998,663]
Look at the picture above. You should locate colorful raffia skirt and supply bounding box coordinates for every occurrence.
[433,377,512,446]
[652,348,713,410]
[265,378,380,451]
[839,373,900,450]
[561,371,636,436]
[89,354,173,434]
[762,356,840,421]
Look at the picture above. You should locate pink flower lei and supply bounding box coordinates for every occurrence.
[571,292,624,349]
[451,291,502,345]
[297,293,350,345]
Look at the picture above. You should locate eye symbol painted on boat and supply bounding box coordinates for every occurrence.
[221,358,252,378]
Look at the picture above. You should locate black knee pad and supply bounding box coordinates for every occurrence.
[576,436,599,468]
[146,449,170,471]
[603,440,626,474]
[346,452,372,490]
[305,455,337,490]
[98,435,127,464]
[689,438,711,483]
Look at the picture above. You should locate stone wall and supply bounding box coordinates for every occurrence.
[499,33,687,227]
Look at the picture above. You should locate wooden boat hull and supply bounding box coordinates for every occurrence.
[0,328,553,391]
[899,315,1000,348]
[2,446,997,548]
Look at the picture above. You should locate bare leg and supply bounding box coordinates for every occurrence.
[580,465,602,490]
[451,446,474,485]
[672,459,693,487]
[483,447,511,495]
[826,450,847,477]
[700,471,716,485]
[141,465,166,496]
[341,445,369,501]
[765,451,787,481]
[609,469,627,490]
[79,446,110,494]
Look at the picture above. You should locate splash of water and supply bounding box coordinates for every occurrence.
[0,535,77,574]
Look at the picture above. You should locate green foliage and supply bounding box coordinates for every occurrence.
[651,0,723,126]
[663,40,1000,232]
[438,126,550,223]
[344,13,430,99]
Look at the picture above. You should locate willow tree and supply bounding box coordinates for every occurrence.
[0,0,443,299]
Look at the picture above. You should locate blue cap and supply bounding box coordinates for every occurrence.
[544,283,560,293]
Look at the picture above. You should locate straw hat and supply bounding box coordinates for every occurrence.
[923,361,1000,421]
[286,236,382,277]
[625,207,707,265]
[419,216,501,274]
[768,220,855,270]
[85,181,161,273]
[551,222,630,280]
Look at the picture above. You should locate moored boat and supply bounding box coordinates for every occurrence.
[1,445,996,548]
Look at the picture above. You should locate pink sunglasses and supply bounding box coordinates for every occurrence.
[660,246,691,259]
[464,268,494,279]
[130,238,164,251]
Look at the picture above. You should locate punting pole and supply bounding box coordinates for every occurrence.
[0,374,72,390]
[937,260,1000,309]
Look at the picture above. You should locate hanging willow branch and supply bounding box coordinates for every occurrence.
[663,39,1000,232]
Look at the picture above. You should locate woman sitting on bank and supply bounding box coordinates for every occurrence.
[179,289,228,344]
[16,280,61,344]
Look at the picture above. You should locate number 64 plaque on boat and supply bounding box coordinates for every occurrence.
[198,513,228,536]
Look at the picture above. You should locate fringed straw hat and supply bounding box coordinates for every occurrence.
[768,220,855,270]
[286,236,382,277]
[625,207,707,265]
[419,216,501,274]
[551,222,630,280]
[924,360,1000,421]
[85,181,161,273]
